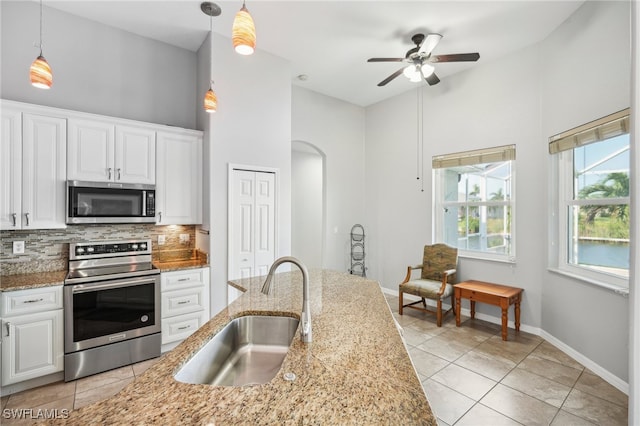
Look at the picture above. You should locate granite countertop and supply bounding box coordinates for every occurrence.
[62,269,436,425]
[0,270,67,292]
[152,259,209,272]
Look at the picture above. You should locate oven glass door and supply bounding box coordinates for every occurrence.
[65,276,160,353]
[69,186,144,217]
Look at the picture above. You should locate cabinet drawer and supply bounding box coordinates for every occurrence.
[1,286,63,317]
[161,311,207,345]
[161,287,206,318]
[161,269,206,291]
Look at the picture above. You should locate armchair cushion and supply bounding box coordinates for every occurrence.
[399,279,454,300]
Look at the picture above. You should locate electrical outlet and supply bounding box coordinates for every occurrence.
[179,234,190,244]
[158,235,166,245]
[13,241,25,254]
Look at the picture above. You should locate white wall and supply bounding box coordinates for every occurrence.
[291,87,366,272]
[364,0,630,384]
[292,144,323,268]
[0,1,196,129]
[199,33,293,315]
[539,0,631,384]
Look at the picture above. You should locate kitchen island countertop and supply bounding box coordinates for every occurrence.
[60,269,436,425]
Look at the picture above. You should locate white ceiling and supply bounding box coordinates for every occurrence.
[45,0,584,107]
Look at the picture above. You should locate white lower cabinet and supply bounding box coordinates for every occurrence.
[1,286,64,386]
[161,268,209,351]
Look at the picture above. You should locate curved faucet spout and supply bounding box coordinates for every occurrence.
[261,256,312,343]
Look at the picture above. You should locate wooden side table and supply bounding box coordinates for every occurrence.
[454,280,523,341]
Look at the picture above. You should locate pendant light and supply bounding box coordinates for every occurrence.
[30,0,53,89]
[201,2,221,113]
[232,1,256,55]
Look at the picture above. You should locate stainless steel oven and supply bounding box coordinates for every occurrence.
[64,240,160,381]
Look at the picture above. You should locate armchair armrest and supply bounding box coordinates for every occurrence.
[437,268,457,295]
[402,264,423,284]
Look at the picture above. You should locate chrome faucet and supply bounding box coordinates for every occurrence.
[261,256,312,343]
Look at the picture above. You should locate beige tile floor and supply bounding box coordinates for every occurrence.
[386,293,629,426]
[0,296,629,425]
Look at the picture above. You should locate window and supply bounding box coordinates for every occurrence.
[549,109,630,290]
[433,145,516,262]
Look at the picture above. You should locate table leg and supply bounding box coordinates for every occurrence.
[470,300,476,319]
[455,290,461,326]
[515,294,521,332]
[501,299,508,341]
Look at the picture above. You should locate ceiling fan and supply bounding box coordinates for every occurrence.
[367,33,480,86]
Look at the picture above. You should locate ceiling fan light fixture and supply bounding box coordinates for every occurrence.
[232,2,256,55]
[420,63,435,78]
[403,64,420,80]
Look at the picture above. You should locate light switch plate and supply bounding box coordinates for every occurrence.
[179,234,190,243]
[13,241,25,254]
[158,235,166,245]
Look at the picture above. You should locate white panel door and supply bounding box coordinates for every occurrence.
[0,107,22,230]
[21,114,67,229]
[115,125,156,184]
[67,118,114,182]
[229,169,276,282]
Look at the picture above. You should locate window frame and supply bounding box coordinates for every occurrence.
[549,109,630,292]
[432,145,516,263]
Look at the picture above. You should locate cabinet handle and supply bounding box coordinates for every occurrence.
[25,212,30,226]
[177,300,191,305]
[116,168,121,180]
[178,325,191,330]
[158,212,162,223]
[177,278,190,282]
[5,322,10,337]
[108,167,112,180]
[23,298,44,304]
[12,213,17,226]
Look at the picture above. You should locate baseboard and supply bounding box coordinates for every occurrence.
[0,372,64,396]
[381,285,628,394]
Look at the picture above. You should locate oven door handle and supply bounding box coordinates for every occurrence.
[71,278,157,294]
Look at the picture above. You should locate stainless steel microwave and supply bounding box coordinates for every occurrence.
[66,181,156,224]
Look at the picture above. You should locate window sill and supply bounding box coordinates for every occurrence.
[547,267,629,296]
[458,251,516,264]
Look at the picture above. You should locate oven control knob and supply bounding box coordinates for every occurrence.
[87,247,94,253]
[76,247,85,254]
[140,243,147,250]
[132,244,138,250]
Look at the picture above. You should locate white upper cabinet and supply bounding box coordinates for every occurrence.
[156,131,202,225]
[1,107,67,230]
[67,118,155,184]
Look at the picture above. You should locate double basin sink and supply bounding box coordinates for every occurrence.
[174,315,299,387]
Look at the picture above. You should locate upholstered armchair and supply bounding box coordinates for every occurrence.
[399,244,458,326]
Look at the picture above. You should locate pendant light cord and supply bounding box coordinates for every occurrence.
[209,11,214,88]
[39,0,43,54]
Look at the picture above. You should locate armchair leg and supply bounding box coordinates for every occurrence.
[399,290,403,315]
[436,299,442,327]
[421,298,427,308]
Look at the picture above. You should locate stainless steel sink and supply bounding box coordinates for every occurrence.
[174,315,299,386]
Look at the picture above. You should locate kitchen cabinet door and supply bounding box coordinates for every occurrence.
[156,131,202,224]
[1,309,64,386]
[21,114,67,229]
[115,125,156,184]
[67,118,115,182]
[0,107,22,229]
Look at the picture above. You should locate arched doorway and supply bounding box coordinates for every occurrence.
[291,140,325,269]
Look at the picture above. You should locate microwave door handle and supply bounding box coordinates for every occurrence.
[71,278,156,294]
[107,167,112,180]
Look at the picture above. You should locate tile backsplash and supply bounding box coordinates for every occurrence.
[1,224,197,275]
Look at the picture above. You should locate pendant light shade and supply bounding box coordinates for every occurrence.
[204,85,218,113]
[30,55,53,89]
[31,0,52,89]
[232,2,256,55]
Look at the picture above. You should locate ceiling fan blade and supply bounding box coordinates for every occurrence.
[418,33,443,56]
[378,68,405,86]
[367,58,405,63]
[431,53,480,63]
[425,72,440,86]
